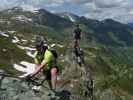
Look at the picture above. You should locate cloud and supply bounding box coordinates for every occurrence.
[43,0,65,7]
[129,9,133,15]
[0,0,65,9]
[0,0,133,23]
[80,0,133,23]
[44,3,62,7]
[0,0,18,9]
[66,0,92,4]
[52,0,64,4]
[94,0,124,8]
[21,4,40,12]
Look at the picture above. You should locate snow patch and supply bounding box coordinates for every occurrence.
[17,45,36,51]
[8,31,16,34]
[0,19,10,24]
[25,47,36,51]
[12,15,32,22]
[2,48,7,52]
[21,5,39,13]
[0,31,9,37]
[68,15,75,22]
[7,9,12,13]
[0,19,7,23]
[13,61,35,78]
[30,39,34,43]
[12,36,19,43]
[17,45,25,50]
[57,44,64,48]
[21,39,27,42]
[51,44,56,47]
[17,45,36,58]
[51,43,63,48]
[26,51,36,58]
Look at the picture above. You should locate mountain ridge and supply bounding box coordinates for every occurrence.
[0,7,133,100]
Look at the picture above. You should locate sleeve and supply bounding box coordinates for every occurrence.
[34,51,39,64]
[42,51,52,64]
[34,58,39,64]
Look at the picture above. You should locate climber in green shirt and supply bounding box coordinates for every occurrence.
[30,41,58,96]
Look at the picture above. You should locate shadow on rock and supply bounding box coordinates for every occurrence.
[52,90,71,100]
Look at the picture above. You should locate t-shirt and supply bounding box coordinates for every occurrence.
[34,49,55,66]
[74,28,81,36]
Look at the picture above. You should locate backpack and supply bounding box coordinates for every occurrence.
[50,49,58,58]
[74,28,81,36]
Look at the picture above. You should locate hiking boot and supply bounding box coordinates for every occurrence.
[48,89,56,98]
[32,85,41,92]
[77,56,81,62]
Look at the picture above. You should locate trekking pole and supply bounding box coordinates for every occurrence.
[28,76,49,89]
[0,71,22,79]
[0,71,49,90]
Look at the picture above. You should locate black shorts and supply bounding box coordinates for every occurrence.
[43,66,58,80]
[74,35,81,40]
[46,70,51,80]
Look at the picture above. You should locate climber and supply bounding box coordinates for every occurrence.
[73,24,82,51]
[27,40,59,97]
[73,24,84,65]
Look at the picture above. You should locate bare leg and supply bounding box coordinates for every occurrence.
[50,67,57,90]
[74,39,77,49]
[77,39,80,50]
[47,80,52,90]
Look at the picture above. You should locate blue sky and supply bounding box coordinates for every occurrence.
[0,0,133,23]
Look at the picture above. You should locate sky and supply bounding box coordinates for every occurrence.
[0,0,133,23]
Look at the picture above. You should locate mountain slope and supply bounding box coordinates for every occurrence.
[1,7,133,46]
[78,17,133,46]
[57,12,133,46]
[0,7,133,100]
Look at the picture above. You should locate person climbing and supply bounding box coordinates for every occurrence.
[73,24,83,65]
[73,24,82,51]
[28,40,58,98]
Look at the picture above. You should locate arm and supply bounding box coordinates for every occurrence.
[31,49,52,77]
[80,29,83,38]
[73,29,76,38]
[81,32,84,39]
[31,61,47,77]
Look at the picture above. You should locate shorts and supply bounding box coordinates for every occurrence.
[74,35,81,40]
[43,64,59,80]
[43,68,51,80]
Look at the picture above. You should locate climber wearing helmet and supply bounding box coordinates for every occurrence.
[29,39,58,97]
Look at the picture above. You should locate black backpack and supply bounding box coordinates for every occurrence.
[50,49,58,58]
[74,28,81,36]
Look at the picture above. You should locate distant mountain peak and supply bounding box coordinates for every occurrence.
[6,6,39,13]
[7,7,23,13]
[12,7,23,10]
[101,18,123,25]
[56,12,79,22]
